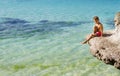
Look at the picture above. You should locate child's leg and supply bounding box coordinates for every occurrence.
[82,34,95,44]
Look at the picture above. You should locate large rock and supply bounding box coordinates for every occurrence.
[88,12,120,69]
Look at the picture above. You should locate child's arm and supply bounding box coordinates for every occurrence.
[93,26,97,34]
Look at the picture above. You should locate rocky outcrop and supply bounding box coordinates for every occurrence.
[88,12,120,69]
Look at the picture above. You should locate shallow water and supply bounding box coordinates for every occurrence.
[0,0,120,76]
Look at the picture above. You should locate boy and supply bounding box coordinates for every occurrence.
[82,16,103,44]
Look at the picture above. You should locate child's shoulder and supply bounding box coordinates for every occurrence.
[99,22,103,26]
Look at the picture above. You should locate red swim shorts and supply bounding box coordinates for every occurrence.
[96,32,101,37]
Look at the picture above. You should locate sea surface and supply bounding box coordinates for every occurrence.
[0,0,120,76]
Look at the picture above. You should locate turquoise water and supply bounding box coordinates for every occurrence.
[0,0,120,76]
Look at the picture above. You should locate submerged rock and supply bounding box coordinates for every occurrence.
[88,12,120,69]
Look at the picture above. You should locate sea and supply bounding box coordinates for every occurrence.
[0,0,120,76]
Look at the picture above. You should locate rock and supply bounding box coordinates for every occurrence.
[88,12,120,69]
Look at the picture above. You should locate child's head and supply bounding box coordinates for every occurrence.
[93,16,99,23]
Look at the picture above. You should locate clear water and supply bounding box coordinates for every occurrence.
[0,0,120,76]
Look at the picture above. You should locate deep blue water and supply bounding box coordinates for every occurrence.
[0,0,120,21]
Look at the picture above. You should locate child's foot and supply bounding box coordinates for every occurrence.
[81,41,87,44]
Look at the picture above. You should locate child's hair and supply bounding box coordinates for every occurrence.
[93,16,99,21]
